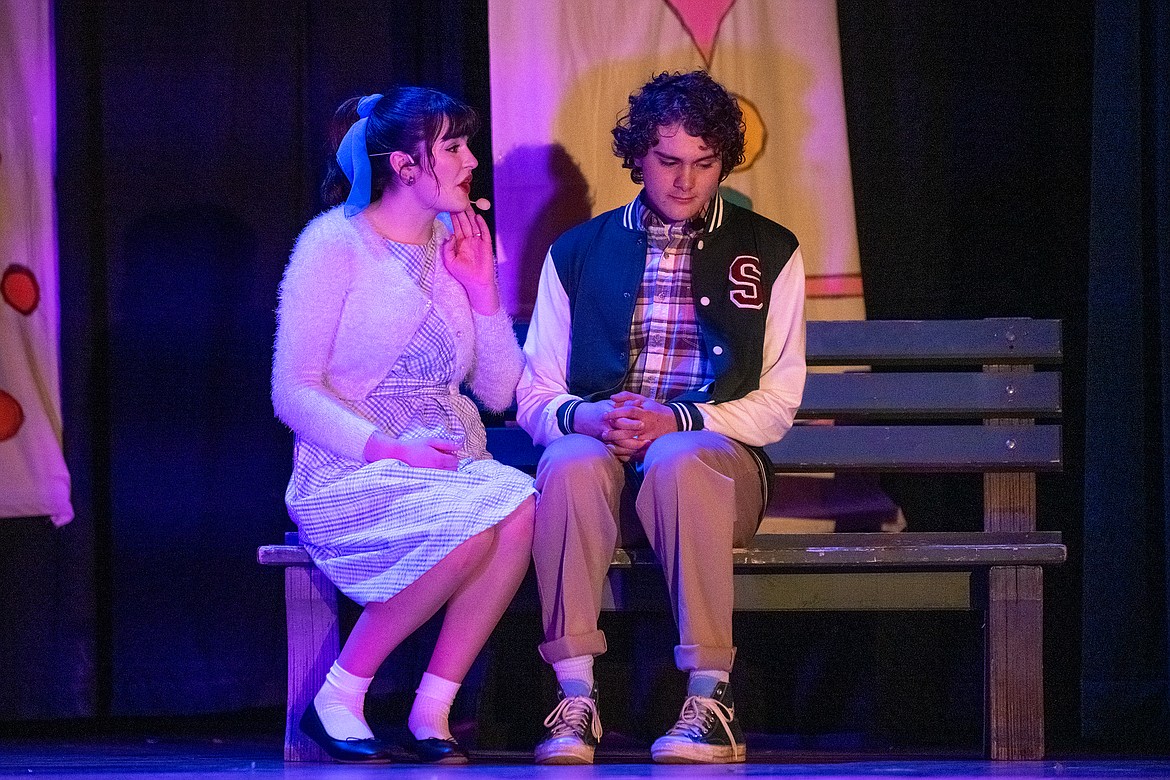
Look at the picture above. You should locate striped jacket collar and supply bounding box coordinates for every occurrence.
[620,191,726,234]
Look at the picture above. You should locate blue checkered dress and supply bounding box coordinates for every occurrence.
[285,239,534,606]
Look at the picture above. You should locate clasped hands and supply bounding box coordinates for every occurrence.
[573,391,678,462]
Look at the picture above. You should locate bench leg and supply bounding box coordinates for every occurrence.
[986,565,1045,759]
[284,564,340,762]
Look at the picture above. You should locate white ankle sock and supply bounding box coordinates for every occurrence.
[688,669,730,697]
[408,672,461,741]
[314,662,375,740]
[552,655,595,698]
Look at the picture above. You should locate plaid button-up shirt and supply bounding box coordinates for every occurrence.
[624,197,715,402]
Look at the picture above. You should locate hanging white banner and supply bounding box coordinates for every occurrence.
[0,0,73,525]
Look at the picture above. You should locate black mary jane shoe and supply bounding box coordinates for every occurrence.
[299,700,394,763]
[410,736,470,764]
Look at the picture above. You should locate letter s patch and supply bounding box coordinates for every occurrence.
[728,255,763,309]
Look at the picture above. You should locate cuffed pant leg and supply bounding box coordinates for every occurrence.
[532,434,625,664]
[634,431,763,672]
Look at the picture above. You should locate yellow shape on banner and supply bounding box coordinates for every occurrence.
[734,93,766,172]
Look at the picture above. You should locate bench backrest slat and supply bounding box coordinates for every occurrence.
[806,319,1062,366]
[764,425,1061,472]
[799,372,1061,419]
[484,424,1062,473]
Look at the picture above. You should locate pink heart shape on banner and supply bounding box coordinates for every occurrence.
[664,0,738,65]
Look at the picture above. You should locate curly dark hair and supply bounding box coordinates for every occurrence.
[612,71,745,184]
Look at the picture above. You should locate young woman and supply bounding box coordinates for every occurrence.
[272,87,535,764]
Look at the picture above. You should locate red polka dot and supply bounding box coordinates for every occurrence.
[2,264,40,315]
[0,389,24,441]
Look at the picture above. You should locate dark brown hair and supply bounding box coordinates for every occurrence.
[322,87,480,206]
[612,71,745,184]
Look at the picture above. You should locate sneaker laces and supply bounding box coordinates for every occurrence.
[666,694,741,759]
[543,695,602,742]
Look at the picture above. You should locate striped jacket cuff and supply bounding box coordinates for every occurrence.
[667,401,705,432]
[556,399,584,435]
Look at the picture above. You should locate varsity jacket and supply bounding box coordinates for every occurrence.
[516,194,807,480]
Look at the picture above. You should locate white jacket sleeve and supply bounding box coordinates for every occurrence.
[271,221,378,462]
[696,247,807,446]
[515,251,581,446]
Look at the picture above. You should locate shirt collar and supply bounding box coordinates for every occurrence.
[622,191,725,234]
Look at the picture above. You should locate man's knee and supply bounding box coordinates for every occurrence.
[642,430,734,480]
[639,431,762,544]
[535,433,622,490]
[533,434,624,544]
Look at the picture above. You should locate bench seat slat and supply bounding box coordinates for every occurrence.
[262,532,1065,570]
[733,544,1066,568]
[765,425,1061,472]
[615,532,1066,568]
[258,545,313,566]
[746,531,1063,547]
[799,372,1061,419]
[262,544,1065,569]
[806,319,1061,366]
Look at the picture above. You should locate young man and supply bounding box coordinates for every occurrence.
[516,70,807,764]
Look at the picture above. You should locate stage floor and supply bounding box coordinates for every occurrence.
[1,737,1168,780]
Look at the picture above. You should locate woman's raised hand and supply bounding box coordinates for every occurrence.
[440,207,500,315]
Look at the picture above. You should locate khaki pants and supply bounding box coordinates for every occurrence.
[532,430,764,672]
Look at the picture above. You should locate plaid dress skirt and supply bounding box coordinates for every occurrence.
[285,241,534,606]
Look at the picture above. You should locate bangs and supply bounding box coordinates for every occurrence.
[423,93,480,148]
[442,104,481,140]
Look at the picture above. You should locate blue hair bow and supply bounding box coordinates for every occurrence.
[337,93,384,217]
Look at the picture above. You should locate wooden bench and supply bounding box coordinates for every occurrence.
[259,317,1065,761]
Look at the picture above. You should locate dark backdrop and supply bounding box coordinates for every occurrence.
[3,0,1166,755]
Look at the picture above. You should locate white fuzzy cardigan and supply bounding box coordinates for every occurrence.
[271,206,524,462]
